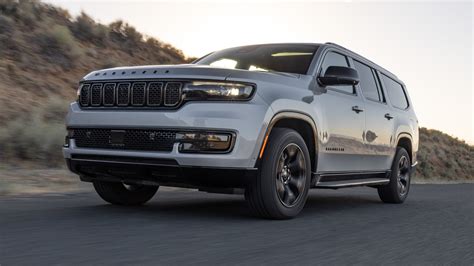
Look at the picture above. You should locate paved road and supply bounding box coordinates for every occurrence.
[1,184,473,265]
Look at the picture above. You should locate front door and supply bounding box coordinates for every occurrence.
[315,51,367,173]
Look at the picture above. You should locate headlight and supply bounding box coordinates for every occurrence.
[182,81,254,101]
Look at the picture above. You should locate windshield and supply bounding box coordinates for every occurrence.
[195,44,319,75]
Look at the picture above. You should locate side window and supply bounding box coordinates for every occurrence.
[353,60,381,102]
[320,52,354,94]
[381,74,409,109]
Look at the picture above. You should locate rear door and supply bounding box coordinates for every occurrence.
[352,60,394,171]
[315,51,367,172]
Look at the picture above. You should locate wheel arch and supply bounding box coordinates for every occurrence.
[257,111,319,173]
[396,133,414,164]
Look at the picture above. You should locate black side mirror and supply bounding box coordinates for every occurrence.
[318,66,359,86]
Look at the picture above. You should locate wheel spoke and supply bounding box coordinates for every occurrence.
[286,145,298,161]
[283,185,296,205]
[288,178,302,197]
[276,179,285,198]
[288,158,301,174]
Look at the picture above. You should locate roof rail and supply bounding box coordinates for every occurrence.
[324,42,398,79]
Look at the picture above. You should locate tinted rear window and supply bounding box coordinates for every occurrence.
[195,44,319,75]
[353,60,381,101]
[381,74,409,109]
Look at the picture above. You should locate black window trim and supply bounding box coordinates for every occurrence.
[373,70,387,103]
[352,59,388,105]
[380,72,410,110]
[319,50,357,97]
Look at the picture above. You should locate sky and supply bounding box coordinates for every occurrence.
[45,0,474,143]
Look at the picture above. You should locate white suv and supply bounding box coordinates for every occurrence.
[64,42,419,219]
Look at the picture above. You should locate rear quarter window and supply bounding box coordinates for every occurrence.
[381,74,409,109]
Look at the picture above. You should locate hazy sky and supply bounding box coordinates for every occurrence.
[45,0,474,143]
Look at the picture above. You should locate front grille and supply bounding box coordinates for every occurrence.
[79,84,90,106]
[73,128,177,152]
[79,81,184,108]
[117,83,130,106]
[103,83,116,106]
[131,82,146,106]
[90,84,102,106]
[164,82,182,106]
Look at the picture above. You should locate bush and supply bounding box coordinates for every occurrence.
[36,24,83,67]
[0,14,17,54]
[71,12,108,45]
[0,14,14,35]
[0,98,68,166]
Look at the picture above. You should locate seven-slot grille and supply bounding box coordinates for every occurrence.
[73,129,177,152]
[79,81,183,108]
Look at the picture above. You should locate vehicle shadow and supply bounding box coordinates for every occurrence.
[69,188,383,221]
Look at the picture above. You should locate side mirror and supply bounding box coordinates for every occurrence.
[318,66,359,86]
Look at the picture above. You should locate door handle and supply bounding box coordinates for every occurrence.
[384,113,394,120]
[351,106,364,113]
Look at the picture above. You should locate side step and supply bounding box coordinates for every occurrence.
[316,178,389,189]
[314,171,390,189]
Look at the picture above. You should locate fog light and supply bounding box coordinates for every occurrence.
[176,132,233,153]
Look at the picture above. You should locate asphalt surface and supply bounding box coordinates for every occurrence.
[1,184,473,265]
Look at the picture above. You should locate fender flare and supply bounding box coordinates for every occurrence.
[257,111,319,172]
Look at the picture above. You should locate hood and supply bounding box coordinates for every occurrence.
[81,64,313,88]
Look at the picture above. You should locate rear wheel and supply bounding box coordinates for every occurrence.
[93,181,158,205]
[245,128,311,219]
[378,147,411,203]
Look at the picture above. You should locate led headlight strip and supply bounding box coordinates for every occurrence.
[182,81,254,101]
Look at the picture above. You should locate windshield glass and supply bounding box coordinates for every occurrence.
[195,44,319,75]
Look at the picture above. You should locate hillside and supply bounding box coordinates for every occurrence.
[416,128,473,181]
[0,0,472,181]
[0,0,190,122]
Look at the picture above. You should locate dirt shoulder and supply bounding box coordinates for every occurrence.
[0,166,472,196]
[0,167,89,196]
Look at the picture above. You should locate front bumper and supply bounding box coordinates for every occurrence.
[63,97,272,169]
[66,155,257,188]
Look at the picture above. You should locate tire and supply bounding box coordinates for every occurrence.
[378,147,411,203]
[93,181,158,206]
[245,128,311,219]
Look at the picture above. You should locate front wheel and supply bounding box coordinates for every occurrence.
[93,181,158,206]
[245,128,311,219]
[378,147,411,203]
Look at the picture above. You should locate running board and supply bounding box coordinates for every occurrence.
[313,171,390,189]
[315,178,389,189]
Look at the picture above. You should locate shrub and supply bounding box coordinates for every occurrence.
[0,97,69,166]
[0,14,14,35]
[36,24,83,67]
[16,0,39,27]
[0,14,16,54]
[72,12,108,45]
